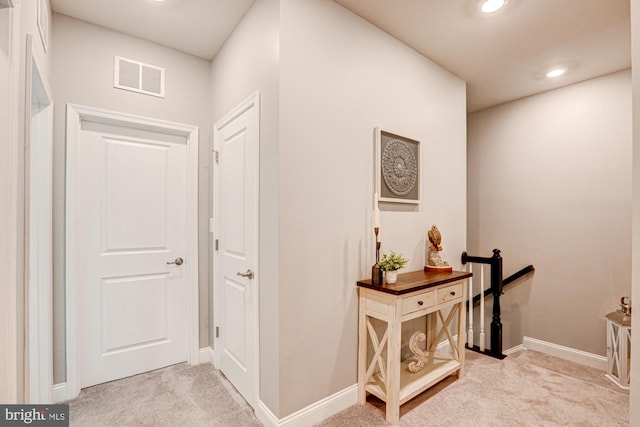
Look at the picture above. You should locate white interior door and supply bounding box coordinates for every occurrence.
[75,118,189,388]
[214,93,259,408]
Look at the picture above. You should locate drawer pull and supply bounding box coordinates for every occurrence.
[418,300,424,306]
[450,291,456,296]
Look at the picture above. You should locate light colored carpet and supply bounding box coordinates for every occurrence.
[66,363,261,427]
[317,350,629,426]
[67,350,629,426]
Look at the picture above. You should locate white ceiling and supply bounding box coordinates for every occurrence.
[334,0,631,112]
[50,0,631,112]
[50,0,255,60]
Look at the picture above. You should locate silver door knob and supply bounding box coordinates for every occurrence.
[167,257,184,266]
[237,269,254,280]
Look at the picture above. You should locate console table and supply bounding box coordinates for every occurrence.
[357,270,472,424]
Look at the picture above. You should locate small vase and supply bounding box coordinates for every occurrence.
[371,263,383,285]
[386,270,398,284]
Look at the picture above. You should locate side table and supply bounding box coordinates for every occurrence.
[357,270,472,424]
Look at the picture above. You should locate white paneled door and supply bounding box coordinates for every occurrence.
[75,117,189,389]
[214,93,259,408]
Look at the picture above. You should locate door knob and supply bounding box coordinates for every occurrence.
[237,269,254,280]
[167,257,184,266]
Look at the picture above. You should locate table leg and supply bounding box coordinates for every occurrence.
[457,287,467,378]
[385,300,402,424]
[357,291,367,404]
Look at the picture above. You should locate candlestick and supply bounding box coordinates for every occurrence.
[374,192,380,229]
[372,227,383,284]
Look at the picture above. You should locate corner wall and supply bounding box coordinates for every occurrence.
[278,0,467,417]
[209,0,280,415]
[629,0,639,424]
[51,14,211,384]
[467,70,632,355]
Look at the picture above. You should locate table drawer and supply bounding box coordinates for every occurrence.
[401,290,436,315]
[437,282,463,304]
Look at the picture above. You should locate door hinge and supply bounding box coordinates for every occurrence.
[215,239,219,251]
[213,150,219,163]
[216,326,219,338]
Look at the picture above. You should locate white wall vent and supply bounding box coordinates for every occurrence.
[114,56,165,98]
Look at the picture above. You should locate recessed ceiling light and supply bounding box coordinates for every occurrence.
[481,0,506,13]
[546,68,566,78]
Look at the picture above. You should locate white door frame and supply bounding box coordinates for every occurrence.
[0,3,20,404]
[213,91,260,408]
[65,104,200,399]
[24,35,54,404]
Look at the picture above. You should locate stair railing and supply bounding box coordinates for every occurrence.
[461,249,534,359]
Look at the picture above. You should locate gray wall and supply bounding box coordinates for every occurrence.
[278,0,467,417]
[467,70,632,355]
[51,13,211,383]
[209,0,281,416]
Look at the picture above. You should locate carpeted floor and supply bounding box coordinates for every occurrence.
[66,350,629,426]
[318,350,629,426]
[66,363,261,427]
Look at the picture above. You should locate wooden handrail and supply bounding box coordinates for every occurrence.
[467,264,535,307]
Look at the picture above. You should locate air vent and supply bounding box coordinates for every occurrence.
[114,56,165,98]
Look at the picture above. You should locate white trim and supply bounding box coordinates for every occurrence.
[436,334,456,355]
[522,336,607,371]
[213,92,260,409]
[51,383,67,404]
[503,344,525,356]
[0,3,20,403]
[65,104,199,399]
[26,40,54,404]
[36,0,49,53]
[255,385,358,427]
[198,347,215,365]
[255,401,281,427]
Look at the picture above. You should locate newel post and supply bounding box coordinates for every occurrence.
[490,249,503,358]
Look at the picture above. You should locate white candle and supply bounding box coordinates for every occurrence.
[374,192,380,229]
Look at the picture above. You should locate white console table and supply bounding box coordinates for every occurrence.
[357,270,471,424]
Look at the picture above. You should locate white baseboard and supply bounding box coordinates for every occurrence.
[522,336,607,371]
[435,334,459,355]
[255,384,357,427]
[504,344,525,356]
[52,383,67,403]
[199,346,215,365]
[255,401,281,427]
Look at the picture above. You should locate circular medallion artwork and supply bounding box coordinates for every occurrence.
[382,139,417,197]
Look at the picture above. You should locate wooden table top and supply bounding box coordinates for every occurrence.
[357,269,472,295]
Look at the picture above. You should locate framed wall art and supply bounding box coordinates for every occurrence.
[375,127,420,204]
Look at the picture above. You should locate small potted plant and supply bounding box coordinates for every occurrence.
[378,251,409,284]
